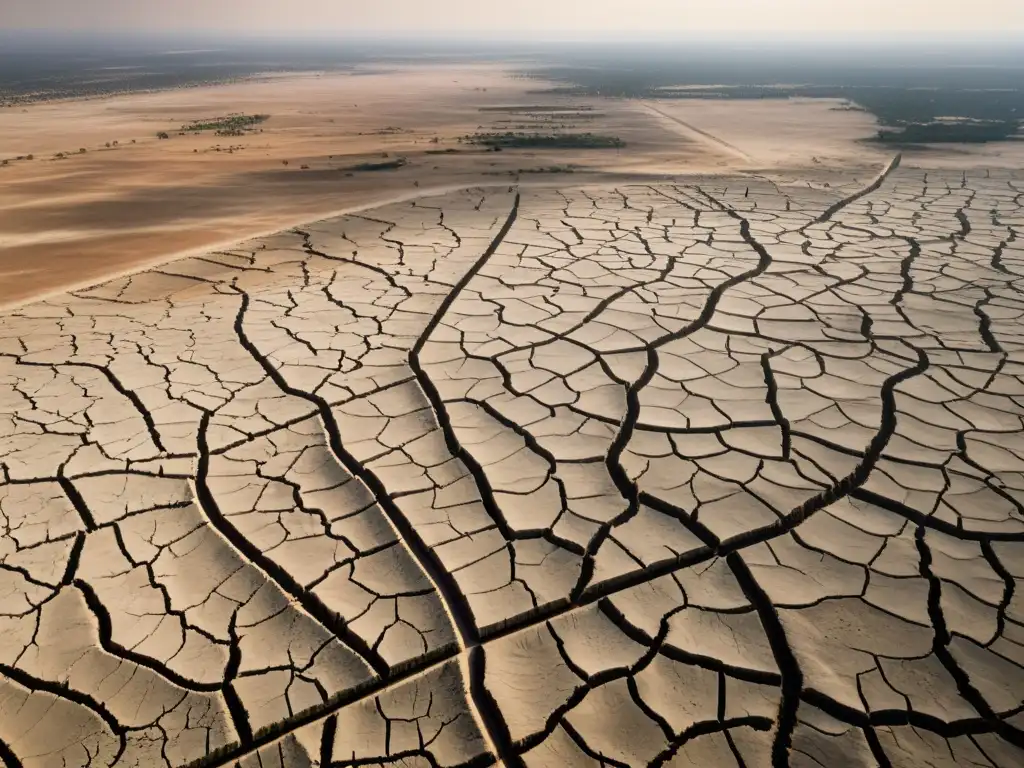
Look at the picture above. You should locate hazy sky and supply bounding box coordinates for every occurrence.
[3,0,1022,38]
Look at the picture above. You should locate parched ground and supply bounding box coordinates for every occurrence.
[2,161,1024,768]
[0,66,897,309]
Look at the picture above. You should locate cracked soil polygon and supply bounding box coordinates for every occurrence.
[3,167,1024,767]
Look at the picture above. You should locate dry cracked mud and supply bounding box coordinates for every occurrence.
[3,162,1024,768]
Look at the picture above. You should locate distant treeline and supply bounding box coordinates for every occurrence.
[875,121,1020,144]
[182,114,269,135]
[530,65,1024,144]
[478,105,596,112]
[463,131,625,149]
[344,157,407,171]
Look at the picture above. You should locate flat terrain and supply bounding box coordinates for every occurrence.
[2,156,1024,766]
[0,65,700,307]
[0,64,935,308]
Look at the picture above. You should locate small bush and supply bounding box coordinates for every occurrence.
[182,114,269,133]
[156,131,170,140]
[344,157,407,172]
[463,131,625,149]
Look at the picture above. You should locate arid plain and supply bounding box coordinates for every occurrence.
[2,63,1024,768]
[0,64,908,308]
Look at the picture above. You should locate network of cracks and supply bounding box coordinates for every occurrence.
[2,161,1024,768]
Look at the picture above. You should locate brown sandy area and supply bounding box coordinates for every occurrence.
[644,96,1024,172]
[0,65,704,306]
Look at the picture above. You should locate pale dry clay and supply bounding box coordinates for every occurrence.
[1,166,1023,768]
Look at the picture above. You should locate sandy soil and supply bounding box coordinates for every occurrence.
[641,98,888,168]
[644,96,1024,173]
[0,65,701,306]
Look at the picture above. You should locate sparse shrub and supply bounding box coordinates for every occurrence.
[282,160,289,166]
[464,131,625,149]
[182,114,269,134]
[344,157,406,172]
[156,131,170,140]
[300,164,309,169]
[25,154,33,160]
[79,148,87,153]
[105,142,111,148]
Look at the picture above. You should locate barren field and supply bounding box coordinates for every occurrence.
[2,149,1024,767]
[0,65,715,307]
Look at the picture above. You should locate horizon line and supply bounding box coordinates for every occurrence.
[2,28,1023,45]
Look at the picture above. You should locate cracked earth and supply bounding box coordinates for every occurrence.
[2,159,1024,768]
